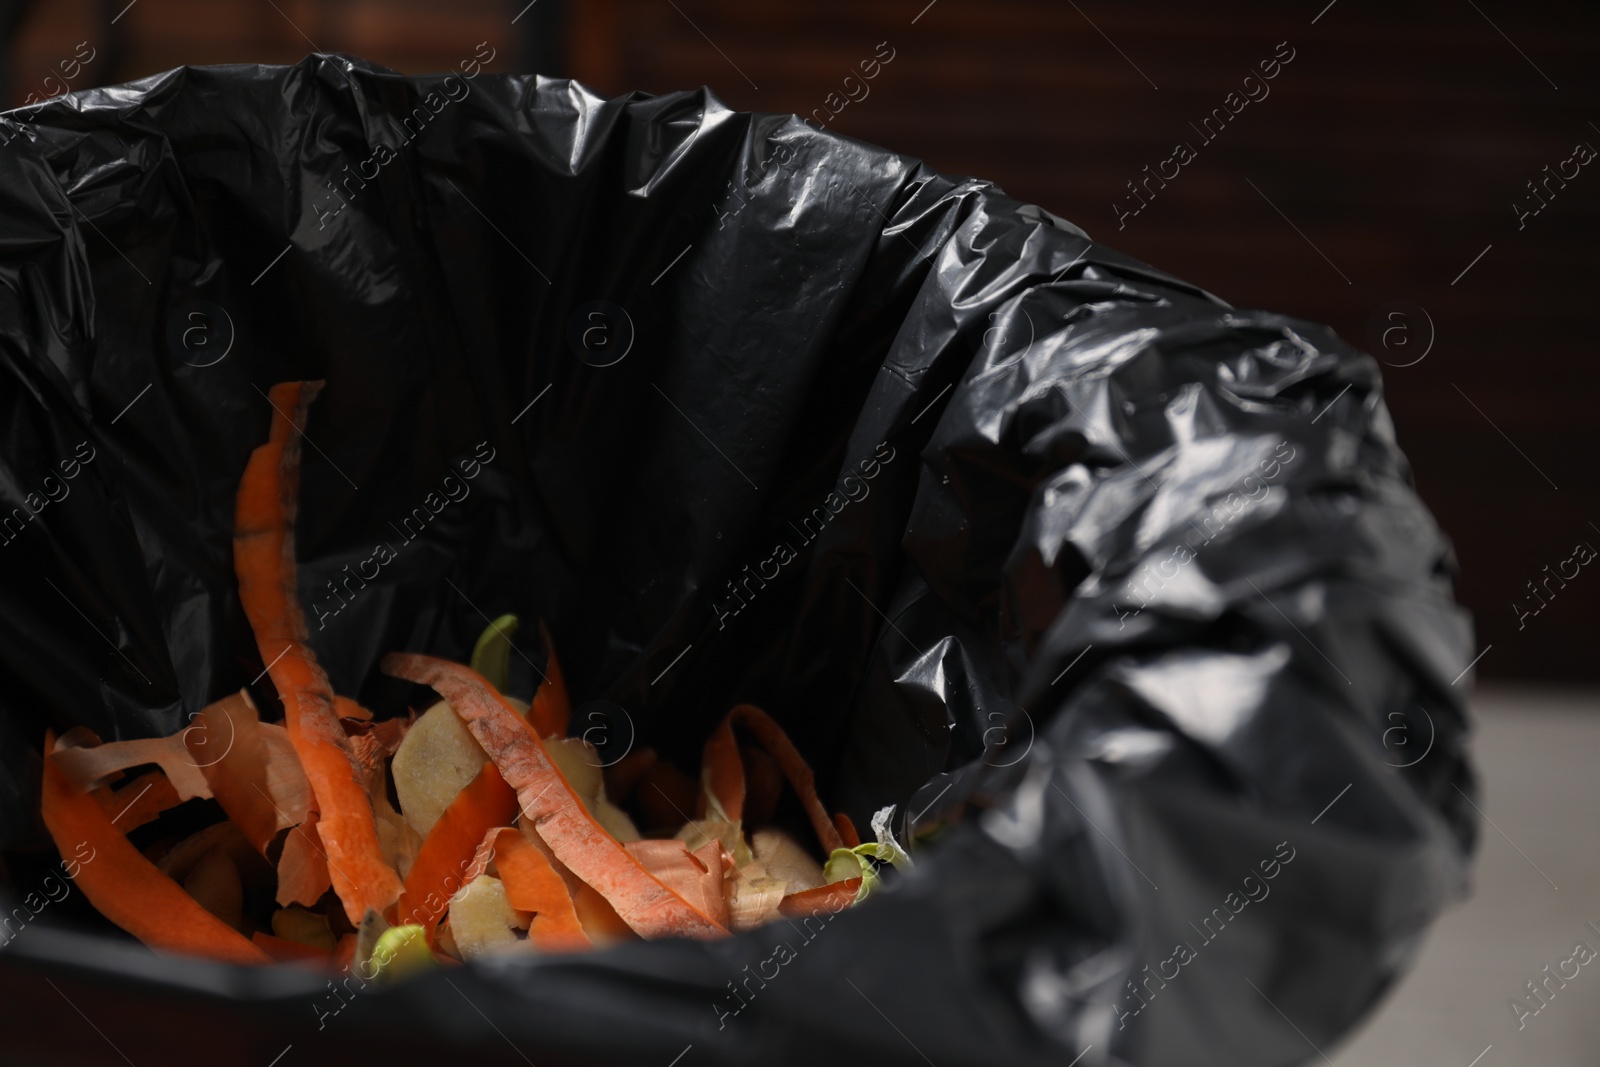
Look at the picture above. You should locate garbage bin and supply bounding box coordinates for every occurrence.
[0,55,1476,1067]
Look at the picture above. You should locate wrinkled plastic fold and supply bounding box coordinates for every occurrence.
[0,56,1474,1067]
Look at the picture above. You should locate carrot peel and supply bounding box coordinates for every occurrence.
[39,730,270,966]
[186,691,279,855]
[778,878,861,918]
[234,380,401,923]
[399,761,517,932]
[702,704,844,854]
[381,652,726,940]
[528,620,570,738]
[700,717,743,822]
[276,807,333,907]
[473,827,590,952]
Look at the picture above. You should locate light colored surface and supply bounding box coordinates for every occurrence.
[1334,685,1600,1067]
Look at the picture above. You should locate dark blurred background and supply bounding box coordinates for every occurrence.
[5,0,1595,681]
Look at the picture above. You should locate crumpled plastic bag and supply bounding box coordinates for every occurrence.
[0,55,1476,1067]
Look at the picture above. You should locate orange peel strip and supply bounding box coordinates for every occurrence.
[39,730,270,966]
[234,380,401,923]
[381,652,726,940]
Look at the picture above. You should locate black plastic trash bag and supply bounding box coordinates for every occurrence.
[0,55,1476,1067]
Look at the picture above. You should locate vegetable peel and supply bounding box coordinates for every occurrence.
[380,653,726,941]
[234,380,402,924]
[39,730,270,966]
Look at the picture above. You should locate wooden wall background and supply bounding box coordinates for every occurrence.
[5,0,1596,681]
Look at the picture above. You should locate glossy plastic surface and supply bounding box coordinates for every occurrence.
[0,56,1475,1067]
